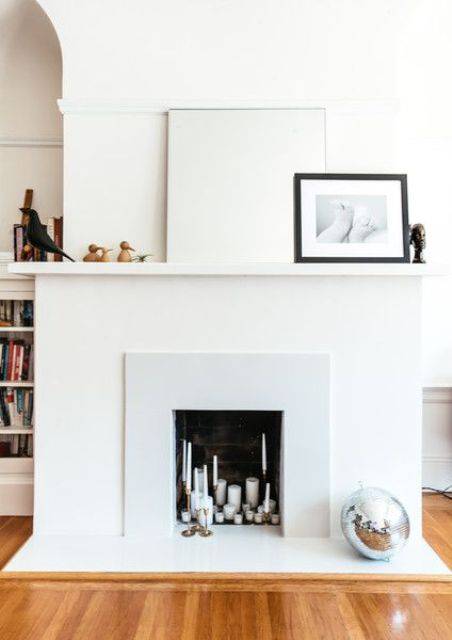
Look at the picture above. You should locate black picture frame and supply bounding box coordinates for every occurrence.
[293,173,410,263]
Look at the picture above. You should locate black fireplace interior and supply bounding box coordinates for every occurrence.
[175,410,282,521]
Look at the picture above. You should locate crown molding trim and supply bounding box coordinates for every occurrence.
[57,98,398,116]
[423,387,452,403]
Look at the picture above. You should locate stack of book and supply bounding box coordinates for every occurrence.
[0,434,33,457]
[0,339,33,381]
[0,388,33,427]
[0,300,33,327]
[14,216,63,262]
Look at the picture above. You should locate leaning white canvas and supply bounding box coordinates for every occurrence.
[167,109,325,263]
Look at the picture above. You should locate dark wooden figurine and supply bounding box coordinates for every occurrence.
[410,223,426,264]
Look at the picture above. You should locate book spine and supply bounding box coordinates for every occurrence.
[54,217,63,262]
[7,341,14,381]
[47,218,55,262]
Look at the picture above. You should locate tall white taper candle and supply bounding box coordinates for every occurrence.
[213,455,218,487]
[203,464,209,502]
[262,433,267,474]
[186,442,192,492]
[182,439,187,482]
[193,464,200,510]
[264,482,270,513]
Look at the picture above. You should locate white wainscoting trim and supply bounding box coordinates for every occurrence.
[0,138,62,149]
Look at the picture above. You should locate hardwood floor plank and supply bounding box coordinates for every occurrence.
[0,516,32,569]
[335,593,367,640]
[423,509,452,569]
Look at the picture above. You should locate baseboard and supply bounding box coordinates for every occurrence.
[0,482,33,516]
[422,456,452,490]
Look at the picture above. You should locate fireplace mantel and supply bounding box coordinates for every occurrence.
[8,262,446,277]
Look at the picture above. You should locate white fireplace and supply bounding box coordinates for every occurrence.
[124,352,330,538]
[4,263,448,574]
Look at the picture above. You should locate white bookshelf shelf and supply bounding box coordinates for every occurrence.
[0,428,33,435]
[0,457,33,474]
[0,381,34,387]
[0,327,34,332]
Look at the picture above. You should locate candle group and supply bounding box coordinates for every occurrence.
[180,435,279,530]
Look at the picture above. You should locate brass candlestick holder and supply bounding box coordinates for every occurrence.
[198,507,213,537]
[181,490,196,537]
[192,507,203,533]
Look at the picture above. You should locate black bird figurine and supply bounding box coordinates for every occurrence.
[19,208,75,262]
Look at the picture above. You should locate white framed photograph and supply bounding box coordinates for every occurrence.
[294,174,409,262]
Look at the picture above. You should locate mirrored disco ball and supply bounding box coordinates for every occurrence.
[341,486,410,561]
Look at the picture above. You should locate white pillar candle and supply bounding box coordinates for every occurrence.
[271,514,280,525]
[215,479,227,506]
[213,455,218,487]
[254,512,263,524]
[193,467,202,492]
[234,513,243,525]
[181,439,186,482]
[203,464,209,499]
[215,511,225,524]
[245,510,254,522]
[227,484,242,512]
[264,482,270,513]
[262,433,267,474]
[269,498,276,514]
[186,442,192,492]
[223,503,237,521]
[245,477,259,509]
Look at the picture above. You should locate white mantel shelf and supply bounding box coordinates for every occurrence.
[7,262,447,277]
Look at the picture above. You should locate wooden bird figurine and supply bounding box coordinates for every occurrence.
[98,247,113,262]
[83,244,101,262]
[20,208,75,262]
[117,241,135,262]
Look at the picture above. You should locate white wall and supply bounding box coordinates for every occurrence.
[24,0,452,511]
[0,0,62,253]
[34,0,452,383]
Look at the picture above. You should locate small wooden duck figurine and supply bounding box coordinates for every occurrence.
[98,247,113,262]
[83,244,101,262]
[117,241,135,263]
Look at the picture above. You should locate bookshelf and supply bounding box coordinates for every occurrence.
[0,275,34,515]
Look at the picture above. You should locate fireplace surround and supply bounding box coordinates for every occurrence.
[125,352,330,538]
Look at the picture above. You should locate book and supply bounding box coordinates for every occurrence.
[0,339,32,381]
[0,388,34,427]
[0,300,33,327]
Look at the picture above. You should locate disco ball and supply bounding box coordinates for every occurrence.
[341,486,410,561]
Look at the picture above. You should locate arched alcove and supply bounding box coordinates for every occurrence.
[0,0,62,257]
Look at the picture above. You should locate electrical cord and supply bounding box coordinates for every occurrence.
[422,484,452,500]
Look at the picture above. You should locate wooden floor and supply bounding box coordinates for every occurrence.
[0,495,449,639]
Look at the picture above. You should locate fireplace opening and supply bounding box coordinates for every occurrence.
[175,410,282,527]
